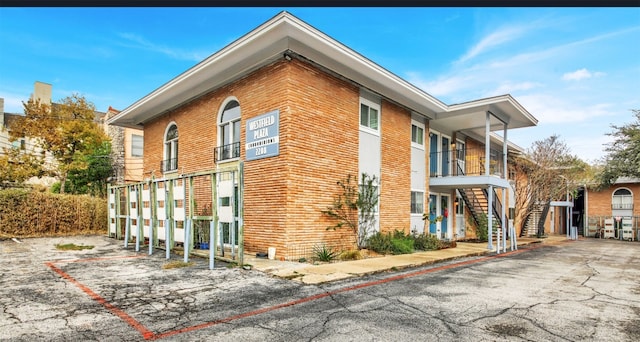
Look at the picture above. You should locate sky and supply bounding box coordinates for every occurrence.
[1,7,639,163]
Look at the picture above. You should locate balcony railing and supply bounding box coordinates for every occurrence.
[215,142,240,162]
[160,158,178,173]
[612,203,633,210]
[429,147,505,177]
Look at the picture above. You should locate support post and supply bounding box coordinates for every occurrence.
[488,185,494,251]
[238,162,244,266]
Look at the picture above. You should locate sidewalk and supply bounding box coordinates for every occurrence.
[244,235,570,284]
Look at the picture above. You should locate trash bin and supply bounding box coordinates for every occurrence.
[621,217,633,241]
[603,218,615,239]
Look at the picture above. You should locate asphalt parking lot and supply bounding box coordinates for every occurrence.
[1,235,639,341]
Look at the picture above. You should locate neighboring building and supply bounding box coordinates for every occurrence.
[104,106,144,184]
[0,96,57,188]
[584,178,640,240]
[108,12,539,259]
[0,81,111,187]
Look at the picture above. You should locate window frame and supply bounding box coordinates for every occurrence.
[359,97,380,135]
[411,190,424,214]
[217,98,241,162]
[411,121,425,148]
[131,134,143,158]
[163,123,178,173]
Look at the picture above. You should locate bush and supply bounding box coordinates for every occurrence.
[366,231,393,254]
[312,244,338,262]
[339,249,362,261]
[391,238,414,254]
[413,233,440,251]
[0,189,107,237]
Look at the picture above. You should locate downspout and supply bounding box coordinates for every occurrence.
[486,111,493,250]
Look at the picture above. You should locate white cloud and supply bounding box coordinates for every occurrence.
[491,81,543,95]
[456,26,526,64]
[562,68,603,81]
[518,93,614,124]
[117,32,205,62]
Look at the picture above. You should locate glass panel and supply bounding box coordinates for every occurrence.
[233,120,241,143]
[441,196,449,238]
[429,133,438,175]
[222,123,230,146]
[429,195,437,234]
[369,108,378,130]
[441,136,449,176]
[416,127,423,145]
[131,134,143,157]
[166,125,178,140]
[411,191,424,214]
[221,101,240,122]
[360,104,368,127]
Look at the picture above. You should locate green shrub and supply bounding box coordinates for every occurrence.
[413,233,440,251]
[312,244,338,262]
[366,231,393,254]
[391,238,414,254]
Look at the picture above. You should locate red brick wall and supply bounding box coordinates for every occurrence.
[282,59,360,255]
[380,100,411,233]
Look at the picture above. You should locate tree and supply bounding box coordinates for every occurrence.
[0,147,44,186]
[596,109,640,187]
[512,135,588,237]
[65,141,113,197]
[322,173,379,248]
[9,94,110,194]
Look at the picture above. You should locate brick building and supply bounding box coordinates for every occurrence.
[108,12,539,259]
[584,178,640,239]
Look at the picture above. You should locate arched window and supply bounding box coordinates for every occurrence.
[163,123,178,172]
[612,188,633,210]
[217,100,241,161]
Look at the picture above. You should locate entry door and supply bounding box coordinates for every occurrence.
[440,195,450,239]
[429,194,438,234]
[455,191,465,238]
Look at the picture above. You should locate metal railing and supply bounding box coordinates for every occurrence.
[160,158,178,172]
[429,147,505,177]
[612,203,634,210]
[215,142,240,162]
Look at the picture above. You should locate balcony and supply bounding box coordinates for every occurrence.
[429,147,505,177]
[215,142,240,162]
[612,203,633,210]
[429,147,508,192]
[160,158,178,173]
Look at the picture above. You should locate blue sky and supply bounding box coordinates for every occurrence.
[1,7,639,163]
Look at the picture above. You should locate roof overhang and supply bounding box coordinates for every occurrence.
[430,95,538,143]
[108,11,449,129]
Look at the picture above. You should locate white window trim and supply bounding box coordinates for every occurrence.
[411,120,425,150]
[410,189,425,215]
[163,122,178,174]
[217,97,241,163]
[359,97,380,136]
[131,134,143,158]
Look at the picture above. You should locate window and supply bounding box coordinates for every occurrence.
[411,124,424,145]
[163,124,178,172]
[360,102,379,130]
[411,191,424,214]
[131,134,143,157]
[11,139,25,150]
[217,100,241,161]
[612,188,633,210]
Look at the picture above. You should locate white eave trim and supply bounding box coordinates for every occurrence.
[108,11,447,128]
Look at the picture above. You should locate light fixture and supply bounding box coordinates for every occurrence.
[283,52,292,61]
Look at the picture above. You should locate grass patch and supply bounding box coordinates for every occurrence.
[55,243,94,251]
[162,260,195,269]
